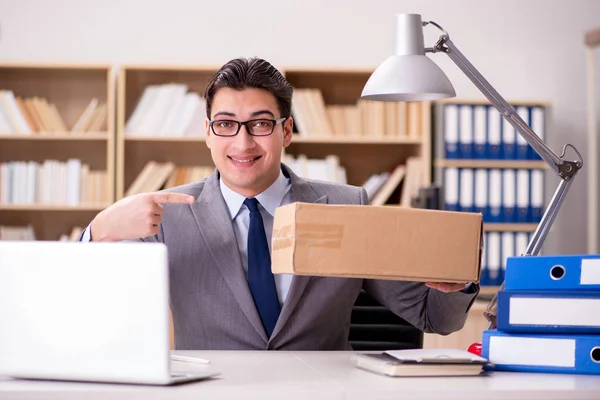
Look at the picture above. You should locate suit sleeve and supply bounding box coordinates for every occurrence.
[358,182,480,335]
[76,222,162,243]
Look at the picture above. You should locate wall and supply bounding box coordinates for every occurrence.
[1,0,599,255]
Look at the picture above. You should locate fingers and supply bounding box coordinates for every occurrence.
[151,202,164,216]
[151,214,162,226]
[150,192,195,205]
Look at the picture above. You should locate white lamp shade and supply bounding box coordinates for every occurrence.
[361,54,456,101]
[361,13,456,102]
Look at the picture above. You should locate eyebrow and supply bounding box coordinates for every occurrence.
[212,109,275,119]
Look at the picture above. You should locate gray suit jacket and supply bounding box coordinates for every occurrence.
[139,163,479,350]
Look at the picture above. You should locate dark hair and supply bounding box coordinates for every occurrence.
[204,57,293,119]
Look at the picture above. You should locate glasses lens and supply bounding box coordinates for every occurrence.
[248,119,275,136]
[212,120,238,136]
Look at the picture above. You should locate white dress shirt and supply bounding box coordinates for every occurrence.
[219,170,294,306]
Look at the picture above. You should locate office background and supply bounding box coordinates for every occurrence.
[0,0,599,256]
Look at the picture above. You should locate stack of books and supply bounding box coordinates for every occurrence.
[481,254,600,375]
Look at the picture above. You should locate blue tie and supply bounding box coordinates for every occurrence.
[244,198,281,337]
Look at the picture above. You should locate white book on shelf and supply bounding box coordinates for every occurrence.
[157,85,189,136]
[26,161,36,204]
[36,163,43,204]
[324,155,341,183]
[184,96,207,136]
[0,90,31,134]
[305,158,329,181]
[0,102,13,134]
[125,85,160,134]
[13,162,22,204]
[66,159,81,206]
[71,98,99,133]
[0,163,8,204]
[43,160,53,204]
[147,83,188,136]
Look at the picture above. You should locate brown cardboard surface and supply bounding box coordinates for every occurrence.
[271,202,482,283]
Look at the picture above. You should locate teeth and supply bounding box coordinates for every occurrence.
[231,157,258,163]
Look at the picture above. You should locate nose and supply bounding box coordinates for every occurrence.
[231,123,257,151]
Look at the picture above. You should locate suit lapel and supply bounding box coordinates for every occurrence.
[270,164,327,340]
[189,171,268,342]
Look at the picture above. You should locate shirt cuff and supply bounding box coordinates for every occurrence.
[80,225,92,242]
[460,282,477,294]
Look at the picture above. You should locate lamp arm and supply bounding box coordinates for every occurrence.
[423,22,584,329]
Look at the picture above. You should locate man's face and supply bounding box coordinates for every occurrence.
[205,87,293,197]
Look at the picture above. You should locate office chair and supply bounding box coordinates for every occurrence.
[349,289,423,350]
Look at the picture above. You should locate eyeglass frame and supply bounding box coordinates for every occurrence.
[209,116,289,137]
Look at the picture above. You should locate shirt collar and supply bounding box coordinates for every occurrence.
[219,169,289,220]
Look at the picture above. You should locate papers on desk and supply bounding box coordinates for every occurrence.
[350,348,491,377]
[170,354,211,364]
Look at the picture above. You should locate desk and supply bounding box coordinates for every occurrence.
[1,351,599,400]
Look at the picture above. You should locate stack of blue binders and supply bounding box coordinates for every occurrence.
[481,254,600,375]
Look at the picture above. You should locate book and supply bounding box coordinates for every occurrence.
[350,348,490,377]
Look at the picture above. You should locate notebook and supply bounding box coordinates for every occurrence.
[350,348,491,377]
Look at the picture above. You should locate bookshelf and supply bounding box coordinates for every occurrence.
[117,65,433,205]
[0,63,115,241]
[281,67,432,202]
[432,98,551,295]
[117,65,220,199]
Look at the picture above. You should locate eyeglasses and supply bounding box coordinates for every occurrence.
[209,117,288,137]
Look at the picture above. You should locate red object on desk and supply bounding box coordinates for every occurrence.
[468,342,482,356]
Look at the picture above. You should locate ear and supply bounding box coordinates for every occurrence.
[204,118,212,149]
[282,116,293,148]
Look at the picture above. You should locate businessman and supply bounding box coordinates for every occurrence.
[82,57,479,350]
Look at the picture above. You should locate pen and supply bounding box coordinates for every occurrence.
[170,354,211,364]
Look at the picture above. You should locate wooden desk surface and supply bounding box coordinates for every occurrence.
[1,351,599,400]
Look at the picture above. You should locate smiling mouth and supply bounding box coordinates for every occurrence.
[228,156,262,163]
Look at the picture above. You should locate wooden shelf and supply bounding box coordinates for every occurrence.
[435,159,548,169]
[0,204,110,211]
[290,136,422,145]
[433,98,551,107]
[0,62,116,240]
[123,135,422,145]
[0,132,108,141]
[125,135,206,142]
[484,223,539,232]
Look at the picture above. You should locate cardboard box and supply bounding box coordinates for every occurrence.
[271,202,482,283]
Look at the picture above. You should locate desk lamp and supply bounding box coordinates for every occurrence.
[360,13,584,333]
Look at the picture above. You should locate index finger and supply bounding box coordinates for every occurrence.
[150,192,195,204]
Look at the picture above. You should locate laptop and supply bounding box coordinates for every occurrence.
[0,241,219,385]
